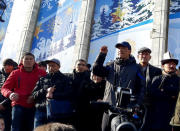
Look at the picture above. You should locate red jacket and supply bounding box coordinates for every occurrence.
[1,63,46,108]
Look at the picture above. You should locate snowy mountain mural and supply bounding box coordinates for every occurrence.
[91,0,154,40]
[170,0,180,14]
[31,0,81,62]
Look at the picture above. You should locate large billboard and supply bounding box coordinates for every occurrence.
[0,0,14,62]
[168,0,180,67]
[31,0,82,73]
[88,0,154,65]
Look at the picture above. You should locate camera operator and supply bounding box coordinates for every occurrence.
[93,41,145,131]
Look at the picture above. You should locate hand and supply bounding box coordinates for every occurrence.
[27,95,34,104]
[133,104,140,111]
[9,93,19,101]
[100,46,108,54]
[97,99,103,102]
[0,104,5,110]
[46,87,56,99]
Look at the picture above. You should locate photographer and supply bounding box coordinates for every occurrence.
[93,41,145,131]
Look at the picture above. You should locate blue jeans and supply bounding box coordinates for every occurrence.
[34,109,47,128]
[11,105,35,131]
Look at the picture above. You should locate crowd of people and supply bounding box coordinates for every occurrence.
[0,41,179,131]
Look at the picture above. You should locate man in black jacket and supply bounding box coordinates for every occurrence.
[32,58,72,128]
[65,59,91,131]
[150,51,179,131]
[0,59,17,131]
[94,41,145,131]
[137,47,162,131]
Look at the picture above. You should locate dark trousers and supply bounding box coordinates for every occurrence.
[34,109,47,129]
[172,126,180,131]
[11,105,35,131]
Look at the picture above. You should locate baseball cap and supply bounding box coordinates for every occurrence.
[115,41,131,50]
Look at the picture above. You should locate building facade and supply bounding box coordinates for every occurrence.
[0,0,179,72]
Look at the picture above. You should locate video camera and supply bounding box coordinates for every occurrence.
[91,87,146,131]
[110,87,146,131]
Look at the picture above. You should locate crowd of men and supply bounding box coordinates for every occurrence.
[0,41,180,131]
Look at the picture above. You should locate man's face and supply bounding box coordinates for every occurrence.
[92,74,103,83]
[38,66,47,72]
[22,55,35,68]
[48,62,60,74]
[138,51,151,64]
[117,46,131,60]
[0,118,5,131]
[162,61,177,73]
[3,65,14,74]
[75,61,86,73]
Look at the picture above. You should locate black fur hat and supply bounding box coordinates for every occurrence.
[92,65,107,77]
[3,59,17,67]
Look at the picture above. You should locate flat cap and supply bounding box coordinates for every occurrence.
[46,58,60,66]
[138,47,151,54]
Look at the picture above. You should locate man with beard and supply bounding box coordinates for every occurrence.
[150,51,179,131]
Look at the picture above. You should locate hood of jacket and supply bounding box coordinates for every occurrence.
[115,55,136,66]
[18,63,39,73]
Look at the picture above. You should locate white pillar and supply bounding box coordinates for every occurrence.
[1,0,41,63]
[72,0,96,67]
[151,0,170,67]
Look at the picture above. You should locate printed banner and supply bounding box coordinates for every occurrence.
[88,0,154,65]
[168,0,180,67]
[31,0,82,73]
[0,0,14,62]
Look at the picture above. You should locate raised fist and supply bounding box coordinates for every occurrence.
[100,46,108,54]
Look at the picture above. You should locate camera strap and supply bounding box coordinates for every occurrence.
[145,65,150,95]
[113,62,119,104]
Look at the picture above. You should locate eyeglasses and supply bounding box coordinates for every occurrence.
[77,64,86,66]
[139,52,150,56]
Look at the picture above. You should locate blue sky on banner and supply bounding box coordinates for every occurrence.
[0,0,14,53]
[168,0,180,67]
[31,0,82,62]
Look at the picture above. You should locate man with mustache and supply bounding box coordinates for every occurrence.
[150,51,179,131]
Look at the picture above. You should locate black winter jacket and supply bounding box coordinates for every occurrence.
[139,64,162,104]
[65,70,91,111]
[150,73,179,131]
[32,71,72,111]
[0,69,12,108]
[94,53,145,106]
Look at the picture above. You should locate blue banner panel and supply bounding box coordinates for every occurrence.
[168,0,180,67]
[0,0,14,60]
[88,0,154,65]
[31,0,82,72]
